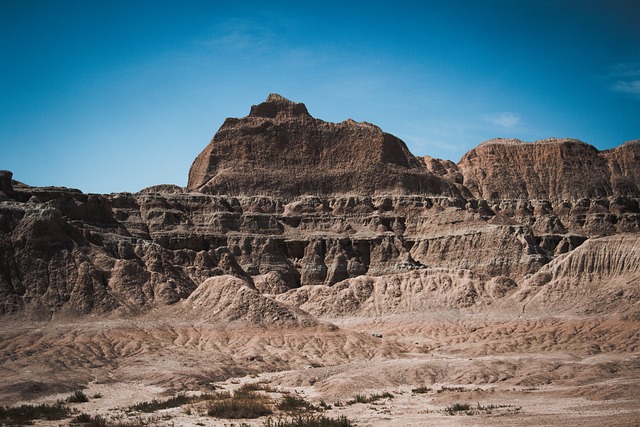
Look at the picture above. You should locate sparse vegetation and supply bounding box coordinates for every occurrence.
[207,399,272,419]
[437,386,468,393]
[129,392,217,413]
[73,412,95,422]
[445,402,522,416]
[411,386,432,394]
[207,390,273,419]
[129,393,190,412]
[0,401,70,425]
[239,382,279,393]
[70,413,107,426]
[263,415,356,427]
[70,412,160,427]
[318,400,332,410]
[276,394,317,412]
[445,402,471,415]
[346,392,393,405]
[67,389,90,403]
[104,419,150,427]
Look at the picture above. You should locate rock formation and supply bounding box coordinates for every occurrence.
[0,94,638,319]
[458,138,640,202]
[188,93,461,198]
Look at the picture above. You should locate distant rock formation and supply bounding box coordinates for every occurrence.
[0,95,638,319]
[188,95,639,203]
[458,138,640,202]
[188,94,460,198]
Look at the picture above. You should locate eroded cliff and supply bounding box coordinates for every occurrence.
[0,95,638,319]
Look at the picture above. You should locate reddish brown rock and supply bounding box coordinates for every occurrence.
[457,138,640,202]
[188,94,459,198]
[0,95,638,319]
[603,140,640,195]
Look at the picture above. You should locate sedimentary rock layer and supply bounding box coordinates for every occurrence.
[0,95,638,318]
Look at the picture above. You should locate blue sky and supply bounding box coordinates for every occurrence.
[1,0,639,193]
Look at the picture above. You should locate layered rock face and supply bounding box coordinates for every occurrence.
[1,95,638,318]
[188,94,460,198]
[458,138,640,202]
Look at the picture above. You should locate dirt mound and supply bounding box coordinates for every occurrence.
[184,275,317,326]
[519,234,640,317]
[277,269,511,317]
[0,315,404,405]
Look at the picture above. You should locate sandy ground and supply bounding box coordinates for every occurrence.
[1,308,639,427]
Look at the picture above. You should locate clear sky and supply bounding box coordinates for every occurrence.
[1,0,639,194]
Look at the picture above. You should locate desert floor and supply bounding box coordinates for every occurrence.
[1,308,638,426]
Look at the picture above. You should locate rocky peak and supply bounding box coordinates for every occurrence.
[457,138,631,201]
[0,170,16,199]
[248,93,311,120]
[188,94,456,197]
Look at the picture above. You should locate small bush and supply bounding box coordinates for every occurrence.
[70,413,107,426]
[73,412,94,422]
[276,394,316,412]
[437,386,467,394]
[207,399,272,419]
[68,390,90,403]
[270,415,355,427]
[0,402,70,424]
[318,400,331,410]
[238,382,263,392]
[474,402,522,414]
[347,392,393,405]
[444,401,521,416]
[263,415,355,427]
[238,382,278,393]
[130,393,191,413]
[206,388,273,419]
[107,420,148,427]
[92,393,103,399]
[411,386,432,394]
[128,392,219,413]
[445,402,471,415]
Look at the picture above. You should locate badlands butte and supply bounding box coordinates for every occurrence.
[0,94,639,426]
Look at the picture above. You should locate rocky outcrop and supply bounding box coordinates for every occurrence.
[188,94,460,198]
[0,171,16,199]
[276,269,498,317]
[457,138,640,202]
[186,275,317,325]
[603,140,640,195]
[0,95,638,319]
[518,233,640,318]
